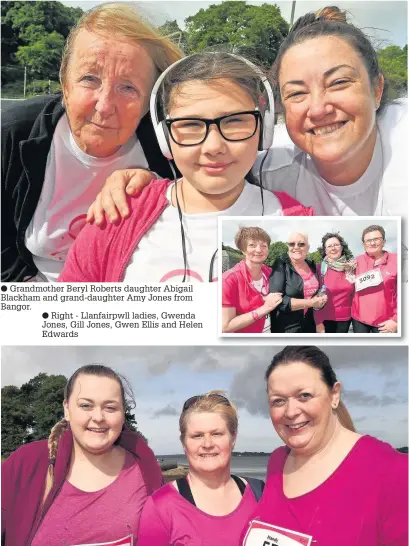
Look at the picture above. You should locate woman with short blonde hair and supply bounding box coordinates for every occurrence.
[138,390,265,546]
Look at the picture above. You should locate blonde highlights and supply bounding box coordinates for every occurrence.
[60,3,183,86]
[42,418,69,506]
[179,390,238,443]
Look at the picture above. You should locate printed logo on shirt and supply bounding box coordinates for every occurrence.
[243,520,312,546]
[72,534,133,546]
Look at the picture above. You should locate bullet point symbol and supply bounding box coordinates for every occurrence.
[1,285,7,292]
[42,312,49,319]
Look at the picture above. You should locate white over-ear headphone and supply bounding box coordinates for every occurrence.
[149,53,275,160]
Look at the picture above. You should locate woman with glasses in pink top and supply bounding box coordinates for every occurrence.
[351,224,398,334]
[269,232,327,333]
[137,391,265,546]
[314,232,356,334]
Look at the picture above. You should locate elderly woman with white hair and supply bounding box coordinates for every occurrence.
[269,232,327,333]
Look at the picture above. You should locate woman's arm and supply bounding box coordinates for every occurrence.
[137,497,170,546]
[86,169,156,225]
[222,295,281,333]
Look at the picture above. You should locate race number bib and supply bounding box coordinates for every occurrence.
[72,535,133,546]
[355,269,383,292]
[243,520,313,546]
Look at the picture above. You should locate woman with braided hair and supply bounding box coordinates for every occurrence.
[1,365,162,546]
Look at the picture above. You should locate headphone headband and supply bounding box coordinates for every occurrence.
[150,52,275,159]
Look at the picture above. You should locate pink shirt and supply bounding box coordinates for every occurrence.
[32,451,147,546]
[222,261,272,333]
[314,266,354,323]
[297,266,319,314]
[241,436,408,546]
[138,481,258,546]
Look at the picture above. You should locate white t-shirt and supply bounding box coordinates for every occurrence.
[123,181,283,283]
[256,100,408,217]
[252,277,271,333]
[25,114,149,281]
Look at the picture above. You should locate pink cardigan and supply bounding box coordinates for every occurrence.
[58,179,313,282]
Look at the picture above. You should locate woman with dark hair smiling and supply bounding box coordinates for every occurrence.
[314,232,356,334]
[241,346,408,546]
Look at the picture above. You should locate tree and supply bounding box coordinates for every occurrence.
[158,19,187,52]
[2,1,82,84]
[377,44,408,99]
[1,385,32,458]
[16,32,65,79]
[184,1,289,67]
[265,241,288,267]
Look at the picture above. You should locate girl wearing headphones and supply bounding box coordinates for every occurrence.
[59,52,312,283]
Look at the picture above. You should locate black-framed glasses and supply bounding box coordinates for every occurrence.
[364,237,384,245]
[287,242,306,248]
[182,393,231,412]
[166,110,261,146]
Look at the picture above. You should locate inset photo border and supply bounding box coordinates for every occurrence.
[218,216,401,338]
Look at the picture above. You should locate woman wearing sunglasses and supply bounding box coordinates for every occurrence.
[314,232,356,334]
[269,232,326,333]
[222,226,282,333]
[351,224,398,334]
[137,391,265,546]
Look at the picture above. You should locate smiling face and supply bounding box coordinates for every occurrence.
[167,79,260,200]
[287,232,309,263]
[183,411,235,475]
[279,36,383,170]
[267,362,340,455]
[324,236,343,260]
[363,229,385,257]
[244,238,269,264]
[63,374,125,455]
[63,29,156,157]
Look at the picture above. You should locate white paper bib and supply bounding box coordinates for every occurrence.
[72,535,133,546]
[243,520,313,546]
[355,269,383,292]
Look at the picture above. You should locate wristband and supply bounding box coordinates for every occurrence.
[251,310,260,321]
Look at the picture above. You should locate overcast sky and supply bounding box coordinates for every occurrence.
[221,218,399,255]
[61,1,408,47]
[2,345,407,454]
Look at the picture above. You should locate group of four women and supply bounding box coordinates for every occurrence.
[3,347,408,545]
[222,223,398,334]
[2,2,406,283]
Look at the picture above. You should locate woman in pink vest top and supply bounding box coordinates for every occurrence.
[138,391,264,546]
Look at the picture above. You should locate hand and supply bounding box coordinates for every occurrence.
[86,168,155,226]
[378,319,398,333]
[310,295,327,309]
[316,323,325,334]
[262,292,282,312]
